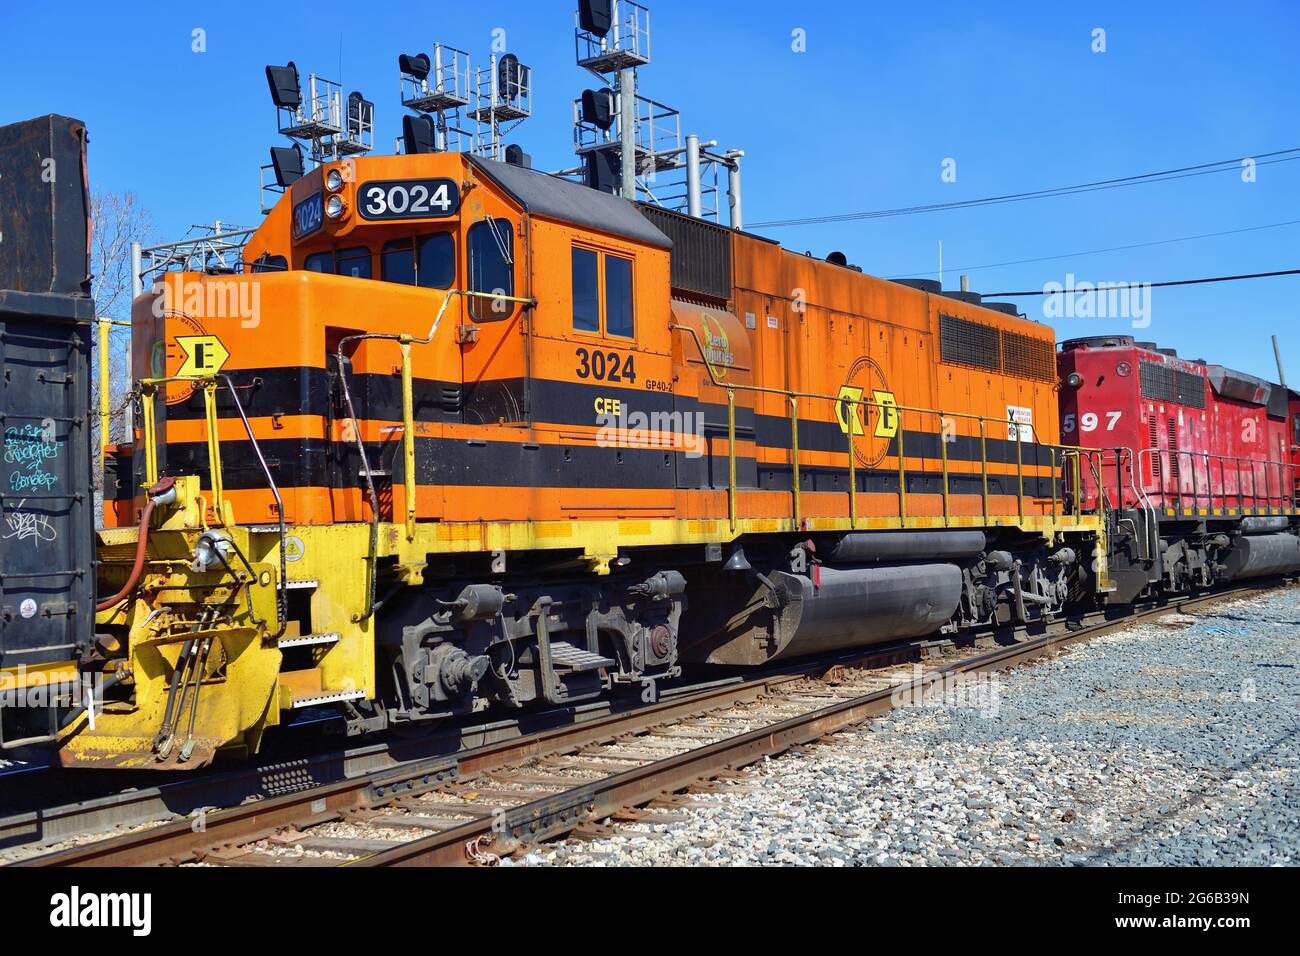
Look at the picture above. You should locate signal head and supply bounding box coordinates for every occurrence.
[498,54,530,102]
[578,0,613,37]
[265,62,301,110]
[269,144,304,187]
[402,114,437,155]
[398,52,432,80]
[581,88,615,131]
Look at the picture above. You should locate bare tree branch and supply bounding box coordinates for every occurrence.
[89,191,156,508]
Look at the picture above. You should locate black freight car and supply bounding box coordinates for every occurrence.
[0,115,96,751]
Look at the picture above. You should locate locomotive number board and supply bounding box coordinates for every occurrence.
[358,178,461,220]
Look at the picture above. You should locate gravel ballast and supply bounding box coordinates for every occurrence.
[512,587,1300,866]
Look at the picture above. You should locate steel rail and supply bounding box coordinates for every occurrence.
[16,579,1285,868]
[0,639,930,859]
[350,581,1283,866]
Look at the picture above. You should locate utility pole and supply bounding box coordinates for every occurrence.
[1273,334,1287,387]
[618,67,636,200]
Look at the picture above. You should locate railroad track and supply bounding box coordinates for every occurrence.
[10,580,1285,867]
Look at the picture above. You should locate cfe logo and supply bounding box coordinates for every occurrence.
[176,335,230,378]
[838,356,897,467]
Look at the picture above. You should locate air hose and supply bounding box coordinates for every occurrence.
[95,477,178,613]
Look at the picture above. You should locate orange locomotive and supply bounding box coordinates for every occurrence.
[81,150,1104,768]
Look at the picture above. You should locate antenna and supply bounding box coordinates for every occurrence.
[259,61,374,212]
[565,0,744,227]
[397,42,533,161]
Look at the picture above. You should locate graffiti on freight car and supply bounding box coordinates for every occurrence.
[2,499,59,548]
[4,421,63,493]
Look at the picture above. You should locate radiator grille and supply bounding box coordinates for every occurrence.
[1175,370,1206,408]
[1002,330,1056,381]
[1140,361,1176,402]
[939,314,1055,382]
[939,314,1002,372]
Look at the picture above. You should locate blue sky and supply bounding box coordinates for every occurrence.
[2,0,1298,380]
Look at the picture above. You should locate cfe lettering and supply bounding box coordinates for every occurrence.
[594,396,623,418]
[872,390,899,438]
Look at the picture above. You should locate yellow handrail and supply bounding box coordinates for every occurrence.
[97,317,131,473]
[138,375,227,524]
[674,322,1092,530]
[726,388,737,531]
[400,340,416,541]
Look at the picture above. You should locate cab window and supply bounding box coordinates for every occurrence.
[251,253,287,273]
[570,245,634,339]
[381,234,455,289]
[335,246,372,279]
[572,247,599,332]
[605,254,633,338]
[467,219,514,320]
[381,240,417,285]
[305,251,333,273]
[417,233,455,289]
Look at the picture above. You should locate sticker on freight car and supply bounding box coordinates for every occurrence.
[18,598,36,619]
[835,386,866,436]
[1007,405,1033,443]
[744,312,756,330]
[767,315,779,330]
[176,335,230,378]
[283,535,305,562]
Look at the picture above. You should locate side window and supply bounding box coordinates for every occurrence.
[604,254,634,338]
[467,219,514,320]
[381,239,416,285]
[336,246,372,279]
[1293,414,1300,446]
[304,251,334,274]
[572,247,599,332]
[252,253,287,273]
[417,233,455,289]
[570,245,634,338]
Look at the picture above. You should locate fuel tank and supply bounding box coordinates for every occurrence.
[1240,517,1291,536]
[819,530,986,562]
[685,564,963,666]
[1222,533,1300,581]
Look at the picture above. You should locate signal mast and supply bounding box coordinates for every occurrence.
[562,0,744,227]
[395,43,533,163]
[260,62,375,212]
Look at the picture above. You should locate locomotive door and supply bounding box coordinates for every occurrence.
[532,233,677,510]
[459,215,529,426]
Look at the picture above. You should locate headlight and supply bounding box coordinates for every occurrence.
[1116,361,1133,377]
[1065,372,1083,388]
[326,195,347,219]
[326,169,344,192]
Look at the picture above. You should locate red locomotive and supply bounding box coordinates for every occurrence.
[1058,335,1300,602]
